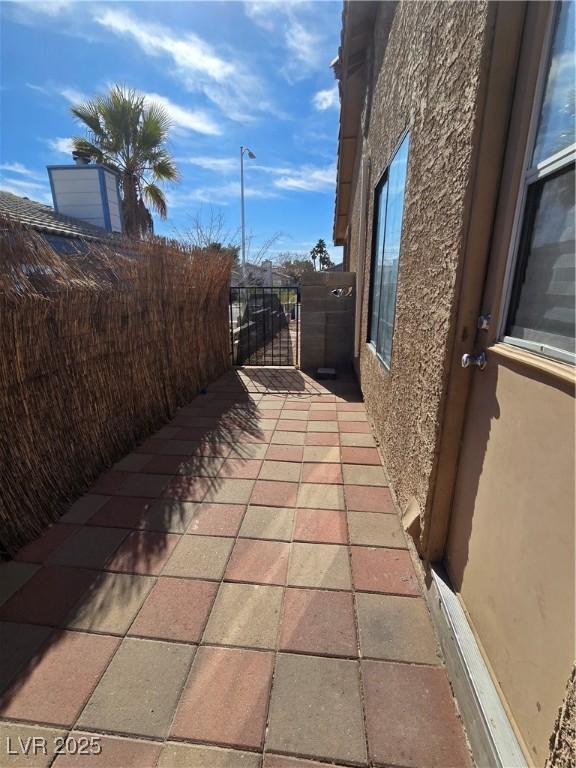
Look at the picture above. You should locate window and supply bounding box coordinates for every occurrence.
[368,133,410,367]
[505,1,575,364]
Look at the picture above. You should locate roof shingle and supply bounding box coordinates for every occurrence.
[0,190,116,242]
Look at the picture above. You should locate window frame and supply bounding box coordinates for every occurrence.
[367,129,410,370]
[498,2,575,365]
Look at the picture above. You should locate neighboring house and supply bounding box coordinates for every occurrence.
[0,190,116,253]
[231,260,295,287]
[1,158,122,251]
[334,1,574,766]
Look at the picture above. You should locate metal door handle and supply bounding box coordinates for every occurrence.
[461,352,487,370]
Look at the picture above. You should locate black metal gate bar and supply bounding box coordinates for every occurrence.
[229,286,300,367]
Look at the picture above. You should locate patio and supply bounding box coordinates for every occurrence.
[0,368,471,768]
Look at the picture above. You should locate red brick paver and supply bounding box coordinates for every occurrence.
[345,484,395,513]
[265,445,304,462]
[339,421,371,433]
[0,565,98,626]
[280,588,357,657]
[351,546,421,596]
[0,368,471,767]
[251,479,299,507]
[341,446,381,465]
[185,502,245,536]
[87,497,151,529]
[293,508,348,544]
[14,524,79,564]
[0,630,119,726]
[225,538,290,585]
[105,531,179,575]
[304,432,340,446]
[170,646,274,749]
[362,660,472,767]
[128,577,218,642]
[218,458,263,479]
[301,462,343,484]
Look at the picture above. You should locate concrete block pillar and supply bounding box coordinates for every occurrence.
[300,272,356,373]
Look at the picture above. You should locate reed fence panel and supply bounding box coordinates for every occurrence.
[0,220,232,556]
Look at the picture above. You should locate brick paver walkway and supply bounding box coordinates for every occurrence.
[0,368,472,768]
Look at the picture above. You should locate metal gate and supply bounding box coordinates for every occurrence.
[229,286,300,366]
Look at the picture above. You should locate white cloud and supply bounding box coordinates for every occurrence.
[45,137,74,156]
[95,9,232,80]
[0,162,39,177]
[214,181,276,200]
[175,157,336,195]
[0,176,52,204]
[0,176,45,191]
[178,156,237,173]
[93,8,268,123]
[26,82,88,104]
[272,163,336,192]
[142,92,222,136]
[312,85,339,111]
[29,78,221,138]
[284,17,323,77]
[169,180,277,208]
[244,1,329,82]
[243,2,277,32]
[0,164,52,202]
[249,161,336,192]
[26,82,50,95]
[59,86,88,104]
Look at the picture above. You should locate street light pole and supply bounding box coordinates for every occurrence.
[240,146,246,281]
[240,145,255,284]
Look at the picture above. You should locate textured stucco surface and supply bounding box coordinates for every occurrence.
[347,0,490,543]
[547,666,576,768]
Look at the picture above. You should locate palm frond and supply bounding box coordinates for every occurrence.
[70,101,104,138]
[143,183,168,218]
[138,104,172,155]
[150,149,180,182]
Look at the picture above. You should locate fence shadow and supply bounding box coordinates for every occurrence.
[0,385,264,718]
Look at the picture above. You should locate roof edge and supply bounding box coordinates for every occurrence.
[332,1,397,246]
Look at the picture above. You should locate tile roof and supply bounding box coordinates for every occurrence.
[0,190,116,242]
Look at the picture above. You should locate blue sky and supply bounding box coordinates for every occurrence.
[0,0,343,261]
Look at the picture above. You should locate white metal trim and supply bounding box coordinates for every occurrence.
[502,335,575,366]
[429,566,528,768]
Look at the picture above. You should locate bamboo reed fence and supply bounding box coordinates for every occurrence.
[0,218,232,556]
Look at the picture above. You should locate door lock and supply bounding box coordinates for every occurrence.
[461,352,487,370]
[477,313,491,330]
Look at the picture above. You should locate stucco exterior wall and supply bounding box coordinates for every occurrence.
[548,667,576,768]
[347,0,491,541]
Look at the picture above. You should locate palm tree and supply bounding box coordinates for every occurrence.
[70,85,180,238]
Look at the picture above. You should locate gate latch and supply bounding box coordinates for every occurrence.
[461,351,487,370]
[330,287,353,298]
[477,313,491,330]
